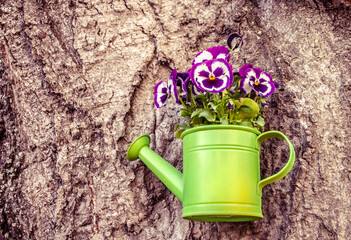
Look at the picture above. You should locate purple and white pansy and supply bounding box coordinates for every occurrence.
[239,64,276,98]
[192,46,230,65]
[190,59,233,93]
[154,81,168,108]
[154,69,180,108]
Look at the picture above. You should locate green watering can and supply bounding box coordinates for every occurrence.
[127,125,295,222]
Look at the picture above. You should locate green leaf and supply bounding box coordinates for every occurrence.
[199,109,216,122]
[175,129,185,139]
[239,121,253,127]
[208,102,217,111]
[233,98,260,119]
[220,116,229,125]
[180,109,190,117]
[256,116,265,127]
[239,106,252,113]
[192,115,203,125]
[255,116,265,131]
[194,94,206,100]
[174,122,190,132]
[216,103,225,117]
[191,108,203,118]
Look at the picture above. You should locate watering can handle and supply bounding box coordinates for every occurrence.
[256,131,295,196]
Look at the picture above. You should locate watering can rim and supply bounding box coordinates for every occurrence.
[180,125,261,139]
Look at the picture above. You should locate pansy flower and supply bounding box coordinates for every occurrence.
[239,64,276,98]
[154,81,168,108]
[227,33,243,52]
[154,69,179,108]
[192,46,230,65]
[190,59,233,93]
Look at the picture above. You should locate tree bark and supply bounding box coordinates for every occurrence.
[1,0,351,239]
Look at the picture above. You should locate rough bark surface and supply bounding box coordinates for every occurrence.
[1,0,351,239]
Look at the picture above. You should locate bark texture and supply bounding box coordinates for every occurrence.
[1,0,351,239]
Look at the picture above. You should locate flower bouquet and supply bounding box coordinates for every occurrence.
[154,34,279,138]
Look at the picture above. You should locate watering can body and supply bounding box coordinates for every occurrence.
[127,125,295,222]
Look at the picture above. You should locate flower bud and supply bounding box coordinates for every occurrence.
[227,33,243,52]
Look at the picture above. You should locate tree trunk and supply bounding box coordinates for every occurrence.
[1,0,351,239]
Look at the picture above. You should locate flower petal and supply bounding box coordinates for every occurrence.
[239,64,253,77]
[239,68,256,94]
[198,70,209,78]
[202,78,225,89]
[216,53,228,60]
[154,81,168,108]
[207,46,230,61]
[229,102,234,109]
[213,67,224,77]
[253,83,268,94]
[192,46,230,65]
[168,69,180,103]
[256,81,275,97]
[192,50,213,65]
[176,72,189,82]
[258,71,272,82]
[175,72,189,98]
[190,62,209,89]
[252,68,263,79]
[180,77,190,98]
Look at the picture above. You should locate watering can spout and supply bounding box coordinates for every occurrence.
[127,135,183,202]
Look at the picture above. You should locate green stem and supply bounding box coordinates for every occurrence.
[201,93,208,109]
[202,99,208,109]
[189,89,196,106]
[179,95,187,109]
